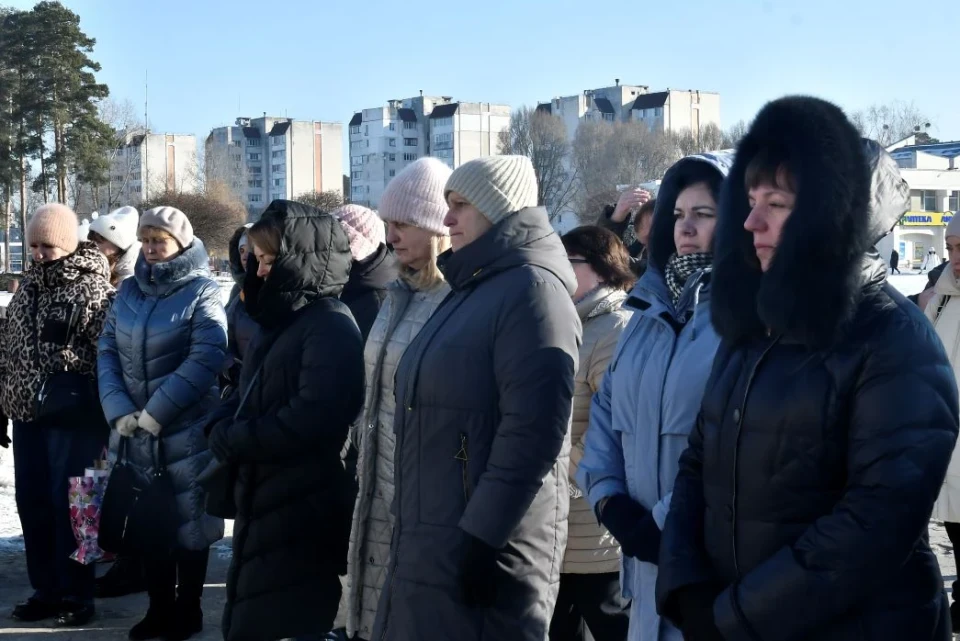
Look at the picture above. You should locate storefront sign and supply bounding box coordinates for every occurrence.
[900,212,954,226]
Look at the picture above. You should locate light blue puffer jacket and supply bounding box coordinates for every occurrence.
[576,152,732,641]
[98,240,228,551]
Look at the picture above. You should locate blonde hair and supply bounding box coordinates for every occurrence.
[400,234,451,291]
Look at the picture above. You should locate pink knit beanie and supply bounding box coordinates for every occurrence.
[332,204,385,261]
[28,203,80,253]
[378,158,452,236]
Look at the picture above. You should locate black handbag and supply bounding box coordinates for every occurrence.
[198,366,263,519]
[99,436,179,559]
[34,303,99,424]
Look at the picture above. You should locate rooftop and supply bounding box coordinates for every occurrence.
[348,113,362,127]
[268,122,291,137]
[891,140,960,160]
[397,108,417,122]
[593,97,615,115]
[430,103,460,119]
[632,92,669,111]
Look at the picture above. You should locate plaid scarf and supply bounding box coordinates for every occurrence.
[664,252,713,306]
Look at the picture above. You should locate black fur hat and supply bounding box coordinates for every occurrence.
[711,96,880,348]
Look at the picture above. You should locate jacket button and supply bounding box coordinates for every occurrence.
[733,408,741,422]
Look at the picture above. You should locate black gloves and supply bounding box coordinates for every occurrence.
[1,413,10,448]
[459,533,499,608]
[599,494,662,564]
[670,583,725,641]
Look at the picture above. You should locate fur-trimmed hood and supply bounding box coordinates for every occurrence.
[134,238,213,297]
[710,96,909,347]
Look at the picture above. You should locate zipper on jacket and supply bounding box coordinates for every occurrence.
[455,433,471,502]
[730,336,780,577]
[31,293,41,372]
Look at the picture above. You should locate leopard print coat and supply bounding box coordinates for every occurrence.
[0,241,114,422]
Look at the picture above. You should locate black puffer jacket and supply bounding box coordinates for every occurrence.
[209,201,365,641]
[655,97,958,641]
[339,242,398,340]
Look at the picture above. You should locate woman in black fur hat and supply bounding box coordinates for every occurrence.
[655,96,958,641]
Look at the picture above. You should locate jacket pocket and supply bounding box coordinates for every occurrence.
[417,408,472,527]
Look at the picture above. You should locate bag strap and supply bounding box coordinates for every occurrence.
[936,295,951,324]
[233,365,264,421]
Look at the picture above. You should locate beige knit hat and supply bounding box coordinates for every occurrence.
[27,203,80,253]
[444,155,538,225]
[379,158,452,236]
[139,206,194,248]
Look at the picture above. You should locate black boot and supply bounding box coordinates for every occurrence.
[128,608,172,641]
[166,600,203,641]
[166,549,209,641]
[951,600,960,634]
[96,556,146,599]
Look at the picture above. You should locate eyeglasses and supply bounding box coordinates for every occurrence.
[568,258,589,264]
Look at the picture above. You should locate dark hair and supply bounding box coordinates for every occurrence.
[672,162,725,205]
[744,146,798,193]
[633,198,657,232]
[561,226,635,292]
[247,217,283,257]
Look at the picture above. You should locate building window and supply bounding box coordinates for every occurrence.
[272,164,283,173]
[389,153,396,161]
[388,138,396,147]
[950,191,959,212]
[403,121,417,130]
[404,138,418,147]
[351,156,363,166]
[271,136,285,146]
[351,170,362,180]
[272,192,283,201]
[365,140,370,148]
[403,153,418,161]
[272,150,284,159]
[434,149,453,159]
[434,133,453,150]
[602,113,614,122]
[249,194,262,203]
[350,125,361,135]
[365,125,369,135]
[273,178,283,187]
[389,170,396,177]
[248,179,262,188]
[233,154,242,162]
[389,122,396,131]
[433,116,453,128]
[654,107,663,117]
[233,140,242,147]
[247,153,261,161]
[923,190,938,211]
[247,138,261,146]
[249,166,262,174]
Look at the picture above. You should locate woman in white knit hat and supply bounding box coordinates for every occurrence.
[338,157,452,641]
[88,206,140,286]
[372,156,581,641]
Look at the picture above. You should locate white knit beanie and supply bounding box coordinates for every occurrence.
[89,206,139,252]
[444,155,538,225]
[379,158,452,236]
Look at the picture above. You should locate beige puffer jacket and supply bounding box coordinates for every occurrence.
[339,278,450,639]
[566,286,632,574]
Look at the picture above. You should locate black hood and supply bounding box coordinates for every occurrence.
[228,223,252,285]
[340,243,398,303]
[438,207,576,296]
[244,200,352,329]
[711,96,909,348]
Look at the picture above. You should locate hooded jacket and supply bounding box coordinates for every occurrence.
[209,201,365,641]
[655,97,957,641]
[371,207,581,641]
[927,268,960,523]
[339,242,398,341]
[225,224,257,369]
[0,242,114,424]
[576,153,732,641]
[98,239,228,552]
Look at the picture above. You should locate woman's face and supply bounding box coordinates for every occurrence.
[140,230,181,264]
[673,182,718,256]
[745,182,797,272]
[92,235,121,259]
[239,243,249,272]
[253,242,276,279]
[444,191,493,251]
[386,221,435,270]
[947,236,960,278]
[569,255,601,301]
[30,243,69,264]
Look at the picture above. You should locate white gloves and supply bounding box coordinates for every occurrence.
[115,412,141,437]
[137,411,162,437]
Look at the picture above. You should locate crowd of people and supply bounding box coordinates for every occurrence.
[1,94,959,641]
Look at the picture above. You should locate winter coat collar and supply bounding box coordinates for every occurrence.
[134,238,211,297]
[935,265,960,297]
[710,96,909,348]
[113,243,138,283]
[32,241,110,291]
[437,206,577,296]
[244,200,352,330]
[341,243,398,301]
[575,286,627,322]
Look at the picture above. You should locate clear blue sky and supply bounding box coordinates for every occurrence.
[10,0,960,153]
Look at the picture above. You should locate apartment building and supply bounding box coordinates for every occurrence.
[206,116,343,218]
[876,137,960,269]
[75,132,198,215]
[537,80,721,141]
[348,95,510,208]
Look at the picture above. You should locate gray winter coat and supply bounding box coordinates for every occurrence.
[372,207,582,641]
[98,240,228,551]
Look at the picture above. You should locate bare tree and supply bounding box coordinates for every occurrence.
[850,101,935,147]
[141,182,247,255]
[93,98,145,210]
[296,190,344,212]
[498,107,578,220]
[698,123,725,152]
[722,120,749,149]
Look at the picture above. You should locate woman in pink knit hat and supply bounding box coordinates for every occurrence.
[336,157,452,641]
